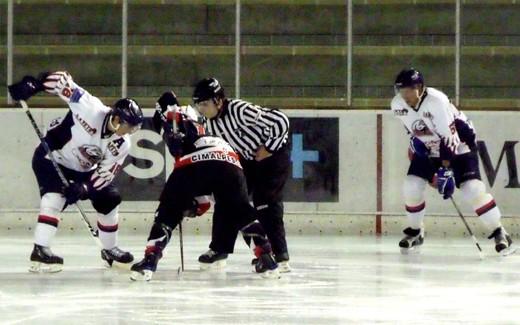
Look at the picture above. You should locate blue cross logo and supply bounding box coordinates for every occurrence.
[291,134,319,179]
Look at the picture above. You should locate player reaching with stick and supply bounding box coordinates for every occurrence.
[391,68,515,256]
[130,91,279,281]
[8,71,142,272]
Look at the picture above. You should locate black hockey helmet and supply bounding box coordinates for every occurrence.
[112,98,144,126]
[192,78,225,104]
[394,68,424,92]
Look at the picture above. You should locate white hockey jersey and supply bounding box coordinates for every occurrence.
[44,85,130,177]
[391,87,474,158]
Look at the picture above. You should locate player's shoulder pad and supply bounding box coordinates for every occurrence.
[122,134,131,150]
[390,95,409,117]
[390,94,402,110]
[111,135,131,156]
[423,87,451,111]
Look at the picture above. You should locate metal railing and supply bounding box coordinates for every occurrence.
[3,0,519,108]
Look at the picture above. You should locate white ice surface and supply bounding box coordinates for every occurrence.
[1,234,520,325]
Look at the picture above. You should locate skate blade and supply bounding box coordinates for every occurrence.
[259,268,281,279]
[130,270,153,282]
[199,259,227,271]
[29,261,63,273]
[400,246,422,255]
[278,262,292,273]
[105,260,133,271]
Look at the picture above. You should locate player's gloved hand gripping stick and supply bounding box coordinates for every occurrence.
[8,74,130,269]
[17,99,102,248]
[154,91,185,272]
[412,136,484,259]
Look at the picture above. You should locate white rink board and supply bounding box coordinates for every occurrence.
[383,111,520,216]
[0,109,519,235]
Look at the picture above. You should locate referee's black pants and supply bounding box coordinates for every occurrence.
[210,144,291,260]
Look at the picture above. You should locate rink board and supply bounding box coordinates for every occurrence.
[0,108,519,236]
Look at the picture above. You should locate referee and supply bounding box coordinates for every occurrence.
[193,78,292,272]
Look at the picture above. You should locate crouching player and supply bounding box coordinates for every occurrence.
[391,68,514,255]
[8,71,142,272]
[130,92,279,281]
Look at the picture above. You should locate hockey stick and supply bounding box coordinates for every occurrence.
[19,100,102,246]
[178,220,185,273]
[171,106,186,273]
[157,104,186,273]
[450,197,485,259]
[20,100,132,270]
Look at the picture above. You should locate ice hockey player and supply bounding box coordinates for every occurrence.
[130,91,279,281]
[391,68,514,255]
[8,71,142,272]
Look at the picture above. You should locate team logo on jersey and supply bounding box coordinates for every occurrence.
[411,120,433,136]
[394,108,408,116]
[74,145,103,169]
[74,113,97,135]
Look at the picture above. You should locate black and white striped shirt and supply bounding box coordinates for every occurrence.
[205,99,290,160]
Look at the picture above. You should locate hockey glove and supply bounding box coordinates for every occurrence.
[409,136,430,158]
[163,131,184,158]
[63,182,89,205]
[436,167,455,200]
[183,197,211,218]
[7,73,48,101]
[153,91,179,133]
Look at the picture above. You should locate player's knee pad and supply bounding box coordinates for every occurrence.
[92,190,121,215]
[460,179,491,209]
[461,179,501,229]
[40,192,66,217]
[403,175,427,206]
[98,206,118,226]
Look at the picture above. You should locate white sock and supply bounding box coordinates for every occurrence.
[34,193,65,247]
[476,199,502,231]
[34,215,59,247]
[405,202,426,229]
[403,176,427,230]
[460,180,502,231]
[97,207,119,250]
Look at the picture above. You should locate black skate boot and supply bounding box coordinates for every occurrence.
[253,252,291,273]
[29,244,63,273]
[101,247,134,268]
[399,227,424,254]
[198,249,228,270]
[488,227,516,256]
[130,252,161,281]
[255,252,280,279]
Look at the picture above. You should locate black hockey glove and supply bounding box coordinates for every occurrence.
[163,131,184,158]
[152,91,179,133]
[8,72,49,101]
[63,182,89,206]
[182,198,211,218]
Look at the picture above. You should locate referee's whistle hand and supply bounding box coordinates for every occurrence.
[255,146,272,161]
